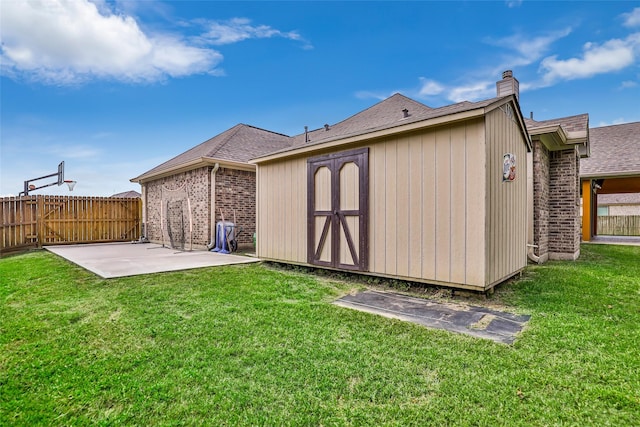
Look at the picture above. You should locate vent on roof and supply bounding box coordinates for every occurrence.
[324,124,330,131]
[402,108,410,118]
[304,126,310,143]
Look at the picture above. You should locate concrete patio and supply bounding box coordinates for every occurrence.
[585,235,640,246]
[45,242,259,278]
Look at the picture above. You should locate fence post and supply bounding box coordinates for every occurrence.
[36,195,44,248]
[138,198,143,239]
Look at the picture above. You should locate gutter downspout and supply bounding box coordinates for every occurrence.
[206,163,220,249]
[527,244,540,264]
[136,184,149,243]
[526,151,541,263]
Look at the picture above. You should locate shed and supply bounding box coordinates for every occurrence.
[252,88,532,291]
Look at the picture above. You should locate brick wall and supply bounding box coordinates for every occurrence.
[215,168,255,246]
[548,149,581,259]
[533,140,550,260]
[142,166,257,250]
[143,167,211,249]
[532,140,581,262]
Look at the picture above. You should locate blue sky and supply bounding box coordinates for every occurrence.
[1,0,639,196]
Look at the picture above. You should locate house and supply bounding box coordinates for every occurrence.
[579,121,640,240]
[131,70,589,291]
[252,72,534,292]
[110,190,141,198]
[524,113,589,262]
[596,193,640,216]
[130,124,291,250]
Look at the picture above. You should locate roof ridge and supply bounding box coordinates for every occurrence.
[207,124,246,158]
[527,112,589,124]
[325,93,431,130]
[591,120,640,130]
[239,123,291,138]
[134,124,245,176]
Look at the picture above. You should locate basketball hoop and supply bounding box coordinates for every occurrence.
[19,161,75,196]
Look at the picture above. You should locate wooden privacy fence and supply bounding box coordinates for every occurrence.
[1,195,141,255]
[597,215,640,236]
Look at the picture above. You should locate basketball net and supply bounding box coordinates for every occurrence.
[160,183,193,251]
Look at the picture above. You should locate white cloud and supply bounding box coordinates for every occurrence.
[447,82,495,103]
[426,29,572,102]
[355,90,393,100]
[48,144,103,160]
[539,33,640,84]
[620,80,638,89]
[622,7,640,27]
[506,0,523,9]
[0,0,221,84]
[417,77,492,103]
[418,78,445,96]
[198,18,313,49]
[485,28,573,69]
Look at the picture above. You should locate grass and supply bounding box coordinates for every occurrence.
[1,244,639,426]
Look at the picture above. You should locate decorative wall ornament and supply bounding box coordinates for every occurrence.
[503,153,516,182]
[500,104,516,122]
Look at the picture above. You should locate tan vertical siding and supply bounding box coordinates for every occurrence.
[396,137,410,277]
[465,121,487,287]
[256,158,307,263]
[384,141,398,274]
[484,106,528,286]
[367,119,486,288]
[371,144,386,273]
[450,125,467,284]
[285,161,292,260]
[408,136,423,278]
[256,113,527,290]
[434,128,452,283]
[421,132,437,280]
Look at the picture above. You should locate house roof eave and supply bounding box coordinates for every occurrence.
[130,157,255,183]
[528,124,569,151]
[580,171,640,180]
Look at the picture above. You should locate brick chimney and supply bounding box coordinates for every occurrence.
[496,70,519,102]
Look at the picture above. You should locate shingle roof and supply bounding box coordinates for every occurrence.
[290,93,433,146]
[134,124,292,179]
[597,193,640,205]
[580,121,640,177]
[280,93,507,155]
[134,92,520,180]
[524,113,589,134]
[110,190,141,198]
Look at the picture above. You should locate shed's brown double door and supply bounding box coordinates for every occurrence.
[307,148,369,271]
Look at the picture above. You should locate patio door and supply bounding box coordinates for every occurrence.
[307,148,369,271]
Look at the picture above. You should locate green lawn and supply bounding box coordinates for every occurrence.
[1,245,639,426]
